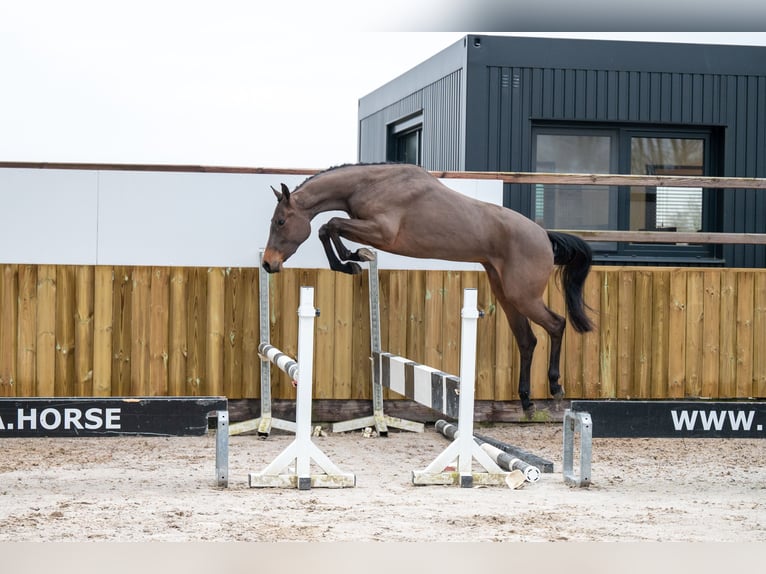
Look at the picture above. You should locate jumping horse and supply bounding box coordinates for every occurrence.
[262,163,594,415]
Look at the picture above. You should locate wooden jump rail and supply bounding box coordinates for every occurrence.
[6,162,763,245]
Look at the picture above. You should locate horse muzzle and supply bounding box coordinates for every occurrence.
[261,259,282,273]
[261,249,284,273]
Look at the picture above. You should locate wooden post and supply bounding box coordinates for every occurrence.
[149,267,170,396]
[168,268,187,396]
[206,267,225,397]
[93,266,113,396]
[56,266,75,396]
[17,265,37,397]
[0,265,18,397]
[74,266,94,396]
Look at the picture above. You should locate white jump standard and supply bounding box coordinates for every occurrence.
[248,287,356,490]
[384,288,512,487]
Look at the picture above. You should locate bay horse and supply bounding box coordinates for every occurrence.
[262,163,594,415]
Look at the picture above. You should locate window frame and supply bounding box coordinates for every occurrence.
[387,112,423,166]
[531,123,721,264]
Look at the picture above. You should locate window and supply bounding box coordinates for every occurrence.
[532,125,718,263]
[387,113,423,165]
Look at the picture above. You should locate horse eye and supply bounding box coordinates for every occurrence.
[277,218,286,227]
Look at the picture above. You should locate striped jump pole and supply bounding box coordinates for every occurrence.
[248,286,356,490]
[435,420,541,484]
[407,288,511,488]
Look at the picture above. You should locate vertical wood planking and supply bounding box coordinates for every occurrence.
[735,271,754,397]
[753,272,766,398]
[223,268,244,399]
[55,266,75,396]
[111,268,133,395]
[5,264,766,402]
[406,270,425,364]
[442,271,463,379]
[17,265,37,397]
[423,271,444,370]
[74,266,94,396]
[719,270,737,397]
[206,267,225,397]
[149,267,170,396]
[650,270,670,398]
[36,265,56,397]
[616,270,635,397]
[385,270,408,357]
[314,269,335,399]
[633,270,653,398]
[93,267,113,396]
[582,269,602,398]
[129,268,151,395]
[240,267,260,398]
[350,270,371,400]
[668,270,687,398]
[685,271,704,397]
[186,268,208,396]
[701,270,721,398]
[382,269,407,400]
[168,268,188,396]
[276,271,298,399]
[599,270,618,397]
[332,272,353,399]
[0,265,18,396]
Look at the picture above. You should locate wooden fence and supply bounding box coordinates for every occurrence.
[1,264,764,401]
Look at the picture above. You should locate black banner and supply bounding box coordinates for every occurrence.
[0,397,227,438]
[571,400,766,439]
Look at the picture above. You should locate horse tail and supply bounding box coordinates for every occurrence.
[547,231,594,333]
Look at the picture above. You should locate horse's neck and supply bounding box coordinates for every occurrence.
[296,178,353,218]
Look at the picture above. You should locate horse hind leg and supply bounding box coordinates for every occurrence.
[505,309,538,416]
[517,299,567,404]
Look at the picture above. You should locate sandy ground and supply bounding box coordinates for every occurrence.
[1,423,764,542]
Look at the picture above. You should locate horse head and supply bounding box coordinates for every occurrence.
[262,183,312,273]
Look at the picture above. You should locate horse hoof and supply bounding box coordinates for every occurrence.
[347,262,363,275]
[552,388,565,401]
[522,404,536,420]
[356,248,375,262]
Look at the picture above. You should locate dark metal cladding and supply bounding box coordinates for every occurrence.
[358,35,766,268]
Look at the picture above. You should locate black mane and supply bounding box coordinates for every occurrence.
[294,162,404,192]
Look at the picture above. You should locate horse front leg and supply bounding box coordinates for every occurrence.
[318,223,363,274]
[318,217,385,274]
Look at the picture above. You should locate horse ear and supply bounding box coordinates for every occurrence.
[271,183,291,203]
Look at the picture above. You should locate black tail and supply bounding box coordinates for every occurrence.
[547,231,594,333]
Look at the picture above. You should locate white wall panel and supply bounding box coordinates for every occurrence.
[0,167,502,270]
[0,169,98,264]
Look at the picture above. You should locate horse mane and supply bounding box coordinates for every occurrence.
[294,162,404,192]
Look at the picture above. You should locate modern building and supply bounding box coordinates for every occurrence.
[358,35,766,267]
